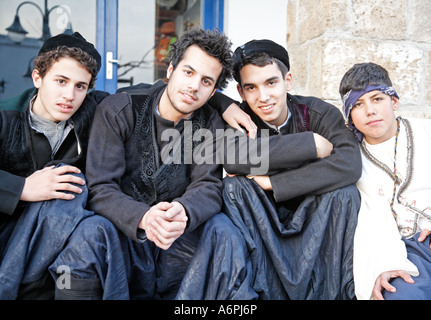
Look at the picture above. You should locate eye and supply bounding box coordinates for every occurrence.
[353,102,362,108]
[76,83,87,91]
[57,79,66,85]
[202,78,212,87]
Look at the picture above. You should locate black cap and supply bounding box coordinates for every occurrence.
[39,32,101,73]
[234,39,290,72]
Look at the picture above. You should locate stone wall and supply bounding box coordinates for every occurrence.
[285,0,431,118]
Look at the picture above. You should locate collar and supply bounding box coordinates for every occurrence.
[261,109,291,133]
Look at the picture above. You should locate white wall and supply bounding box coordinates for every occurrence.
[223,0,288,100]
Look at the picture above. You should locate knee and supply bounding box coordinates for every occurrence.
[72,215,117,245]
[323,184,361,206]
[48,163,90,208]
[55,163,86,181]
[204,214,242,242]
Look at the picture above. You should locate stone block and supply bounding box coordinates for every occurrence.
[410,0,431,43]
[320,38,424,104]
[352,0,407,39]
[287,0,349,45]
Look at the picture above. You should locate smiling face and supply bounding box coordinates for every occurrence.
[350,90,399,145]
[32,57,91,123]
[159,45,222,123]
[237,62,292,127]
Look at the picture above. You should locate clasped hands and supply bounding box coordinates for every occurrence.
[139,201,188,250]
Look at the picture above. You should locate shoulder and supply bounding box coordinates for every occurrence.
[95,91,135,120]
[101,81,166,114]
[0,109,27,146]
[403,116,431,140]
[288,93,345,129]
[403,116,431,127]
[0,108,26,128]
[289,94,339,114]
[0,88,36,112]
[87,90,110,105]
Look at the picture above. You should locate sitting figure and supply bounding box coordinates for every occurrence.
[213,39,362,299]
[49,28,257,300]
[340,62,431,300]
[0,32,107,299]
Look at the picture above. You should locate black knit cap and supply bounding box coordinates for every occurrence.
[234,39,290,73]
[39,32,101,73]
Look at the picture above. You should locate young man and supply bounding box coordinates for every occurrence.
[49,28,256,300]
[213,39,362,299]
[340,62,431,300]
[0,32,107,299]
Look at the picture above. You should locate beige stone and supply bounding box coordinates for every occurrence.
[425,51,431,107]
[352,0,407,39]
[287,0,350,45]
[285,0,431,117]
[410,0,431,43]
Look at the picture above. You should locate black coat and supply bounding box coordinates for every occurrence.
[211,92,362,202]
[85,81,225,242]
[0,88,109,216]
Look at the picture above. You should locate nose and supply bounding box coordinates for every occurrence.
[187,76,199,92]
[63,85,75,101]
[364,101,377,115]
[258,87,270,102]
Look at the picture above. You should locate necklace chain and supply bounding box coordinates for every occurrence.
[389,118,401,220]
[360,118,422,237]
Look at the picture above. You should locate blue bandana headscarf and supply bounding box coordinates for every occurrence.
[342,84,399,141]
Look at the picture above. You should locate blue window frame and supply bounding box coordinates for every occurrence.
[95,0,118,93]
[202,0,224,31]
[95,0,223,93]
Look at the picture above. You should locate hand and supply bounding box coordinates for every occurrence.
[20,165,85,202]
[139,201,188,250]
[222,103,257,139]
[313,133,333,158]
[248,175,272,190]
[372,270,414,300]
[418,229,431,249]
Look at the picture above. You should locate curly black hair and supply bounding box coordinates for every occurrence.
[34,45,99,88]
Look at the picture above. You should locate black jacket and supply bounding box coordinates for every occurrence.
[85,81,225,242]
[0,88,109,216]
[211,92,362,202]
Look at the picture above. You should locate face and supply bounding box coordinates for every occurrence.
[32,57,91,123]
[350,90,399,145]
[237,62,292,127]
[160,45,222,123]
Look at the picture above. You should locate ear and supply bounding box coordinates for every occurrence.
[285,72,293,91]
[32,69,42,89]
[392,96,400,111]
[237,83,245,101]
[166,62,174,80]
[209,88,218,98]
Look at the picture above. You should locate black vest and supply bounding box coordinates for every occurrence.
[122,92,212,206]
